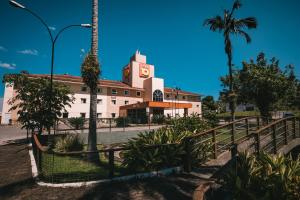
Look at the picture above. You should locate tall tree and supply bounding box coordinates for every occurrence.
[204,0,257,121]
[82,0,100,160]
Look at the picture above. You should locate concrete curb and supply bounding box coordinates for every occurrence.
[27,143,182,188]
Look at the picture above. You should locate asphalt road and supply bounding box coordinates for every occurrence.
[0,125,162,145]
[0,125,28,144]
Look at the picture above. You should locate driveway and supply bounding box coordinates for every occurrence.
[0,125,28,145]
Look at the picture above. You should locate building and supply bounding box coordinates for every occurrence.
[1,51,201,124]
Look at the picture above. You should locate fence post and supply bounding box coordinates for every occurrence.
[123,117,125,132]
[284,120,288,144]
[272,125,277,154]
[246,118,249,136]
[293,117,296,139]
[109,150,114,178]
[231,122,235,144]
[184,137,192,173]
[109,118,112,133]
[212,130,217,159]
[256,116,260,129]
[255,133,260,155]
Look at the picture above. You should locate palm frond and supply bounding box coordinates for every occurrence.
[203,15,225,32]
[237,30,252,43]
[235,17,258,29]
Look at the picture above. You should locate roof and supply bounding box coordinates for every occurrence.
[27,74,143,90]
[25,74,200,96]
[164,87,200,97]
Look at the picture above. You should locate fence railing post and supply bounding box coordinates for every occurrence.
[183,137,192,173]
[123,117,125,132]
[272,125,277,154]
[212,130,217,159]
[255,133,260,154]
[257,116,260,129]
[284,120,288,145]
[109,150,114,178]
[293,117,296,139]
[231,122,235,144]
[109,118,112,133]
[246,118,249,136]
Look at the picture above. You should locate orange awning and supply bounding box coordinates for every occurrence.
[120,101,192,110]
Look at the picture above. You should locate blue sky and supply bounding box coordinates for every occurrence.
[0,0,299,99]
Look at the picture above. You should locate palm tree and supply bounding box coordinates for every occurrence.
[81,0,100,162]
[204,0,257,122]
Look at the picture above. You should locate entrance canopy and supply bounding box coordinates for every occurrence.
[120,101,192,111]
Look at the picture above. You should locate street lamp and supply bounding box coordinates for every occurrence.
[9,0,91,131]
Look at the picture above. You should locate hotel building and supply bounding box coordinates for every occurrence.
[1,51,201,124]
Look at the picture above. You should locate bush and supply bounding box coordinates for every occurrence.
[115,117,130,127]
[54,134,84,152]
[122,115,212,171]
[219,152,300,200]
[68,117,86,130]
[151,114,165,124]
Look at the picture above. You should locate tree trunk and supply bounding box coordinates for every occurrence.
[91,0,98,57]
[87,87,99,162]
[87,0,99,163]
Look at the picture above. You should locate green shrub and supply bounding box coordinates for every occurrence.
[122,115,211,171]
[68,117,86,129]
[151,114,165,124]
[115,117,130,127]
[54,134,84,152]
[220,152,300,200]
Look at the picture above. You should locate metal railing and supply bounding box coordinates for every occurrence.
[31,116,300,183]
[56,117,168,134]
[31,133,180,183]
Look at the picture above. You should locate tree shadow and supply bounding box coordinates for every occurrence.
[78,173,205,200]
[0,178,35,199]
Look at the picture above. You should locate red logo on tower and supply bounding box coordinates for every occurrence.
[139,63,150,78]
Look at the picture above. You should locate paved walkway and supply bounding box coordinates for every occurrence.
[0,141,206,200]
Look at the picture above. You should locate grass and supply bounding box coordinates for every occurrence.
[217,111,260,118]
[40,145,128,183]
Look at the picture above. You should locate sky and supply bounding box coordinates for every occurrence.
[0,0,299,99]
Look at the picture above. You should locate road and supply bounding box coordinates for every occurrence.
[0,125,163,145]
[57,125,163,145]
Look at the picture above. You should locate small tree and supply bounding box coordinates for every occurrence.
[202,96,219,127]
[221,53,298,119]
[3,74,74,134]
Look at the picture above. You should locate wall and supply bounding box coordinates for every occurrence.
[1,83,14,124]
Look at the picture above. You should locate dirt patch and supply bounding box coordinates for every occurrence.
[0,141,205,200]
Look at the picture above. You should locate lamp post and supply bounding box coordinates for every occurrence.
[9,0,91,132]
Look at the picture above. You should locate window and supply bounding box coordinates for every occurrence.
[97,88,102,93]
[111,100,116,105]
[81,86,87,92]
[97,113,102,118]
[125,100,129,105]
[112,89,117,95]
[80,113,86,118]
[166,94,170,98]
[136,91,141,97]
[153,90,163,102]
[124,90,129,96]
[97,99,102,104]
[62,113,68,118]
[81,98,87,104]
[111,113,116,118]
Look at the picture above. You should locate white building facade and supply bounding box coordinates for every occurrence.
[1,51,201,124]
